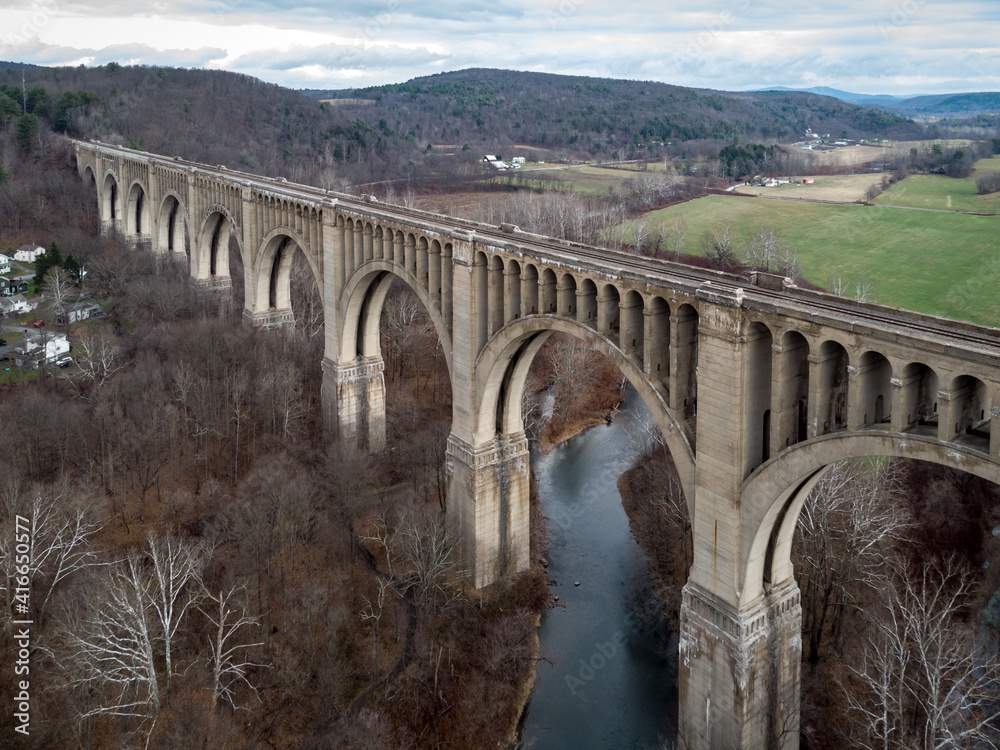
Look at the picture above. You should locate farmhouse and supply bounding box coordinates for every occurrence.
[13,245,45,262]
[483,155,510,170]
[16,332,69,364]
[0,294,31,316]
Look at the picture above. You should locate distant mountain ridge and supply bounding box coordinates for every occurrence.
[755,86,1000,117]
[0,60,46,72]
[755,86,916,106]
[898,92,1000,116]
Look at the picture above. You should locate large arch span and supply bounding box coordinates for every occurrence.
[741,431,1000,606]
[75,139,1000,750]
[474,315,696,508]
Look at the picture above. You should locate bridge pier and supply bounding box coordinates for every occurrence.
[322,356,387,451]
[679,580,801,749]
[445,432,530,588]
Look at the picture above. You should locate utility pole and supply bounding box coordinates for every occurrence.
[22,70,27,113]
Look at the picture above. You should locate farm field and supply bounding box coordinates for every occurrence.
[632,194,1000,326]
[975,155,1000,172]
[732,174,883,202]
[873,174,1000,213]
[501,164,655,194]
[873,156,1000,213]
[812,144,888,167]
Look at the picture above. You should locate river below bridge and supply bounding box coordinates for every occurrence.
[519,389,678,749]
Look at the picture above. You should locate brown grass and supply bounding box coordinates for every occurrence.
[732,174,885,203]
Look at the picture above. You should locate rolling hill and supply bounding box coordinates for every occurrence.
[304,68,923,158]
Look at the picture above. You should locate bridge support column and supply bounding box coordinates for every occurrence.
[679,580,801,749]
[445,432,530,588]
[321,356,386,451]
[681,284,801,748]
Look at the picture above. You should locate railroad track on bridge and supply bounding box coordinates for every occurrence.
[90,141,1000,354]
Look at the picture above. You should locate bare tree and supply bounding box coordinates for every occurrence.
[395,513,464,646]
[0,491,102,626]
[667,216,688,260]
[360,577,392,683]
[703,223,739,270]
[146,533,207,694]
[61,553,161,729]
[545,334,601,424]
[71,333,126,395]
[796,459,911,662]
[124,402,174,522]
[381,284,433,382]
[746,224,781,272]
[43,266,78,320]
[290,254,324,341]
[201,582,264,712]
[843,555,1000,750]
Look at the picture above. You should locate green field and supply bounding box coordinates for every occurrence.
[871,155,1000,214]
[633,195,1000,326]
[874,176,1000,215]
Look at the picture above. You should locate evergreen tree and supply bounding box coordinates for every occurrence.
[16,113,39,151]
[63,255,82,282]
[34,242,63,287]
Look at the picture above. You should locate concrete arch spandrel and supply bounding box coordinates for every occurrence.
[337,261,453,378]
[125,179,151,236]
[474,316,696,507]
[739,431,1000,606]
[155,190,189,255]
[248,226,322,314]
[101,171,121,224]
[195,206,243,282]
[82,163,99,204]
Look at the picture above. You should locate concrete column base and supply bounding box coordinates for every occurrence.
[679,580,801,749]
[194,276,233,293]
[125,233,152,247]
[100,220,122,236]
[445,432,530,588]
[321,356,386,451]
[243,307,294,329]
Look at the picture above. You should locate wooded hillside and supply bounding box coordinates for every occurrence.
[306,67,923,159]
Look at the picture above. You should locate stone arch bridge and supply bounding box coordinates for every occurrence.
[75,140,1000,749]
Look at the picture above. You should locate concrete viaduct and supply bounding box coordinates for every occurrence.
[75,140,1000,749]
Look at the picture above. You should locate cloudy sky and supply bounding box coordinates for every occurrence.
[2,0,999,95]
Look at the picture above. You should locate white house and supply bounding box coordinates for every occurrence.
[39,336,70,364]
[17,333,69,364]
[0,254,9,274]
[483,155,509,171]
[0,294,31,316]
[13,245,45,263]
